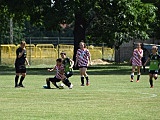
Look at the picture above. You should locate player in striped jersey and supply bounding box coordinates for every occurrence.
[144,45,160,88]
[130,43,143,82]
[75,42,91,86]
[43,58,65,89]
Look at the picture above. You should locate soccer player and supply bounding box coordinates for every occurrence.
[60,51,74,88]
[75,42,91,86]
[60,51,74,78]
[144,45,160,88]
[130,43,143,82]
[14,41,30,88]
[43,58,72,89]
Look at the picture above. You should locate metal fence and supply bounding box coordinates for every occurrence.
[0,43,115,66]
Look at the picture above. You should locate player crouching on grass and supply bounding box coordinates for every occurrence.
[43,58,73,89]
[144,45,160,88]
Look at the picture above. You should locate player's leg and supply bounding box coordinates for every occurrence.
[149,73,154,88]
[18,65,27,87]
[65,71,73,78]
[79,67,85,86]
[153,70,158,80]
[136,66,141,82]
[15,65,20,87]
[130,65,135,82]
[83,67,90,86]
[15,73,20,87]
[18,73,26,87]
[43,78,51,89]
[51,77,61,88]
[62,78,73,89]
[154,74,158,80]
[63,72,73,88]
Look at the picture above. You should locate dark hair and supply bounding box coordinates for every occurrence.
[20,41,26,45]
[60,51,66,55]
[56,58,62,62]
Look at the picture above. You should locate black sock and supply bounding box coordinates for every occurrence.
[53,82,59,88]
[85,76,89,82]
[47,81,51,88]
[15,75,19,86]
[81,77,84,85]
[131,75,134,79]
[63,78,71,87]
[19,76,25,85]
[137,75,140,81]
[149,79,153,87]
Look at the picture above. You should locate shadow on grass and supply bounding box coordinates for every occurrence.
[0,64,149,75]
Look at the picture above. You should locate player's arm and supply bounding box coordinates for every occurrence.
[89,54,92,65]
[69,59,74,68]
[138,50,143,58]
[87,50,92,66]
[25,58,30,66]
[48,66,56,72]
[144,57,150,66]
[18,49,25,58]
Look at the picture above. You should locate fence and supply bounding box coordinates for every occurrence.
[0,44,115,66]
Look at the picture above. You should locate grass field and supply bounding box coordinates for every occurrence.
[0,65,160,120]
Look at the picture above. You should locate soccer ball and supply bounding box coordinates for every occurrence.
[59,83,64,89]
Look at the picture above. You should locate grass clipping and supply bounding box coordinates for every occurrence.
[91,59,110,65]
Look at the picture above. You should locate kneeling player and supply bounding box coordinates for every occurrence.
[43,58,72,89]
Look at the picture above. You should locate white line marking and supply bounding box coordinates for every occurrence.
[141,93,157,98]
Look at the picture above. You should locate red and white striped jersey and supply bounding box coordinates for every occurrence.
[54,64,64,79]
[76,48,91,67]
[132,49,143,66]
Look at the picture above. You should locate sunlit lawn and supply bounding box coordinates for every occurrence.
[0,65,160,120]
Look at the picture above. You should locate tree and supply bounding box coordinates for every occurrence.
[89,0,156,49]
[1,0,157,62]
[141,0,160,41]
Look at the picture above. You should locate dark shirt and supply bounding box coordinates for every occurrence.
[62,58,72,72]
[148,53,160,70]
[15,47,27,66]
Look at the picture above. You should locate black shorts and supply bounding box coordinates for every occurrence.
[149,70,158,74]
[65,71,73,78]
[15,65,26,73]
[79,66,88,68]
[49,77,61,83]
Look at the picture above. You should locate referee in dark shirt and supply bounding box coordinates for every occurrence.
[14,41,30,88]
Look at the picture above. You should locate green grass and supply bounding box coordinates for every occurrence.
[0,65,160,120]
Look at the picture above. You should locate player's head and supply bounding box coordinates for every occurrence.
[152,45,158,53]
[60,51,66,58]
[20,41,26,48]
[56,58,62,65]
[79,41,86,49]
[137,43,141,49]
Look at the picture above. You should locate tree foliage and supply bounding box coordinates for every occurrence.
[0,0,157,48]
[89,0,156,48]
[142,0,160,40]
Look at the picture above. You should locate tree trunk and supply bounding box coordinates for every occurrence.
[73,12,86,65]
